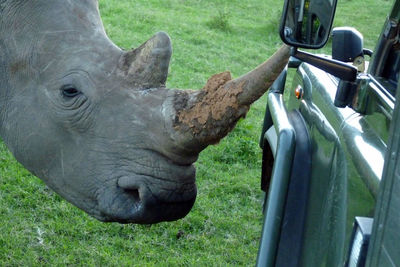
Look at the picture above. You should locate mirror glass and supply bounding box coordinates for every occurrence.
[280,0,338,49]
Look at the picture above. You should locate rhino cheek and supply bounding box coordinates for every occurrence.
[1,98,100,215]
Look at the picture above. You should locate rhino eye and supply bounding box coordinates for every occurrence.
[61,85,81,98]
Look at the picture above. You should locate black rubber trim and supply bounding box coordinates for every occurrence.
[275,110,312,267]
[261,139,274,193]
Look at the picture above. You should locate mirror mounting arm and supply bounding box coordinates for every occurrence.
[291,48,358,82]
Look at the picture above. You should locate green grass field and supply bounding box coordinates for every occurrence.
[0,0,393,265]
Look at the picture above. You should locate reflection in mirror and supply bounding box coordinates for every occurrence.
[281,0,337,48]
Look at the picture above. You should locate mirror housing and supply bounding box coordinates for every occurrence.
[332,27,364,62]
[280,0,338,49]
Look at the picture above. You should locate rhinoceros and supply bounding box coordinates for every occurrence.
[0,0,290,223]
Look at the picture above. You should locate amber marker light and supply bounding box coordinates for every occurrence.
[295,85,303,99]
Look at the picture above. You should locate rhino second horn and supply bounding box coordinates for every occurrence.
[171,45,291,152]
[118,32,172,89]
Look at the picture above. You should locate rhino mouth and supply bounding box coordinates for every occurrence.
[96,152,197,224]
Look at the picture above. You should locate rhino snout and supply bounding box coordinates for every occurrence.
[117,176,197,224]
[96,158,197,224]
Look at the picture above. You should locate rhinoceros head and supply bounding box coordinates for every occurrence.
[0,0,289,223]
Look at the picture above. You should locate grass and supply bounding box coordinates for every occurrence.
[0,0,393,265]
[207,9,232,32]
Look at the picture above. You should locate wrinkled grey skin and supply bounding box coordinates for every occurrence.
[0,0,290,223]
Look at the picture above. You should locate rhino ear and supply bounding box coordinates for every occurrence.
[118,32,172,88]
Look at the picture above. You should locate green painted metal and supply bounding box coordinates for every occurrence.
[258,0,400,265]
[366,75,400,267]
[256,92,296,267]
[390,0,400,22]
[285,63,377,266]
[260,57,388,265]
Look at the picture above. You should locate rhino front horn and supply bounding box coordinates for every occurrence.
[118,32,172,89]
[167,45,291,154]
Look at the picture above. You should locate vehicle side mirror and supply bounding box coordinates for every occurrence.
[280,0,338,49]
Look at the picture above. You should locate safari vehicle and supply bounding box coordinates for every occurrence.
[257,0,400,266]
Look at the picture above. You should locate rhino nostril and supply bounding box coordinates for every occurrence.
[123,188,141,203]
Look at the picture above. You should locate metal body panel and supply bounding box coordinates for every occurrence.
[257,92,296,267]
[366,86,400,267]
[284,63,385,266]
[258,1,400,265]
[275,110,312,267]
[258,89,313,267]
